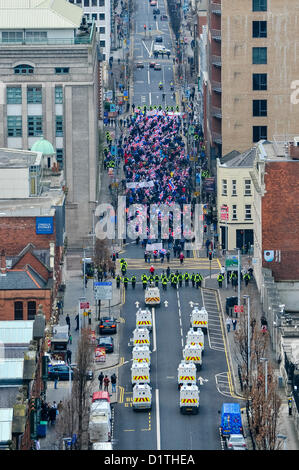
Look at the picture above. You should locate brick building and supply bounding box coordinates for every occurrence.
[0,249,52,321]
[251,138,299,310]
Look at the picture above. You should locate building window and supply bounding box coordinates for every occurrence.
[252,21,267,38]
[92,0,98,5]
[85,13,90,20]
[7,116,22,137]
[99,0,105,5]
[244,179,252,196]
[100,40,105,47]
[245,205,252,220]
[27,87,42,104]
[84,0,90,5]
[2,31,23,43]
[27,301,36,320]
[232,205,237,220]
[14,301,23,320]
[56,148,64,169]
[99,13,105,20]
[14,64,34,74]
[252,47,267,64]
[252,0,267,11]
[55,86,63,104]
[56,116,64,137]
[92,13,97,20]
[253,73,267,90]
[253,126,267,142]
[25,31,47,43]
[253,99,267,117]
[7,86,22,104]
[55,67,69,74]
[222,179,227,196]
[99,27,105,34]
[28,116,43,136]
[232,180,237,196]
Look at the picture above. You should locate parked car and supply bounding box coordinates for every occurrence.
[136,62,144,69]
[154,63,161,70]
[155,36,163,43]
[48,364,93,381]
[149,62,156,68]
[150,0,157,5]
[98,336,114,353]
[227,434,247,450]
[99,317,117,335]
[153,8,160,14]
[160,15,168,21]
[71,364,93,381]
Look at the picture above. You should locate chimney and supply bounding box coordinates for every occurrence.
[0,249,7,276]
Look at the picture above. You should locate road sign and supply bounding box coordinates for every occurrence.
[94,281,112,300]
[234,305,244,313]
[220,204,229,221]
[80,301,90,310]
[225,255,239,268]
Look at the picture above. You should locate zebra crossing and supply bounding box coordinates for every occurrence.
[118,257,221,271]
[201,288,225,352]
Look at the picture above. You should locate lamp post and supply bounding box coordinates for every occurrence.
[260,357,269,450]
[243,295,250,386]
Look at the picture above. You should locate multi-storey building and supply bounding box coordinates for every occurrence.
[0,0,99,248]
[68,0,111,60]
[251,137,299,311]
[206,0,299,168]
[216,148,255,252]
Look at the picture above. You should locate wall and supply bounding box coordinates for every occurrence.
[0,168,29,198]
[262,161,299,281]
[221,0,299,155]
[0,288,52,321]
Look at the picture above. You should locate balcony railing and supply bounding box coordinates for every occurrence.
[212,106,222,119]
[212,81,222,92]
[211,29,221,41]
[211,55,221,67]
[211,2,221,14]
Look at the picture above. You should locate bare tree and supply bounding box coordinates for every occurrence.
[94,238,114,274]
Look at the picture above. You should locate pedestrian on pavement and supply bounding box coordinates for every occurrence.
[166,266,171,278]
[226,317,231,333]
[205,239,210,257]
[66,349,72,364]
[68,334,72,345]
[75,314,79,331]
[232,318,237,331]
[54,372,59,389]
[66,314,71,332]
[104,375,110,392]
[166,250,170,262]
[179,252,184,264]
[98,371,104,390]
[111,373,117,393]
[288,396,293,415]
[217,273,224,288]
[57,400,63,415]
[49,405,57,426]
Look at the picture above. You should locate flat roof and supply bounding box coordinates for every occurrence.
[0,321,34,344]
[0,148,42,168]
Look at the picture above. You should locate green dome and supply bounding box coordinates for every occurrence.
[31,136,54,155]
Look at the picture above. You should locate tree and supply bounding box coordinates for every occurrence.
[55,328,94,449]
[94,238,114,274]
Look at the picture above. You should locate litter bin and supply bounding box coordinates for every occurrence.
[37,421,47,438]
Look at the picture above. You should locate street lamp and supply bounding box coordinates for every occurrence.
[260,357,269,399]
[243,295,250,385]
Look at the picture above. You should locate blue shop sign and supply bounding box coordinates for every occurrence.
[36,216,54,234]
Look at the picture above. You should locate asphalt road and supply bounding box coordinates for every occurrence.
[112,0,235,451]
[133,0,177,108]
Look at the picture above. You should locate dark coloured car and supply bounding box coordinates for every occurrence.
[160,15,168,21]
[153,8,160,14]
[136,62,144,69]
[99,317,117,335]
[149,62,156,68]
[48,364,93,380]
[155,36,163,43]
[98,336,114,353]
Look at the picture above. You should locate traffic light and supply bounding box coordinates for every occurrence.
[208,251,213,261]
[144,24,146,30]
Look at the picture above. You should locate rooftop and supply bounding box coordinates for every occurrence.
[0,266,48,290]
[0,148,42,169]
[219,148,256,168]
[0,320,34,344]
[0,0,83,30]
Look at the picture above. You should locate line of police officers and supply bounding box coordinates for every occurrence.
[116,271,203,290]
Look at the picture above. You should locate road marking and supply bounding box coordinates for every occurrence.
[156,389,161,450]
[152,307,157,352]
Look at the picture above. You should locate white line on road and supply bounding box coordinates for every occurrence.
[152,307,156,352]
[156,389,161,450]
